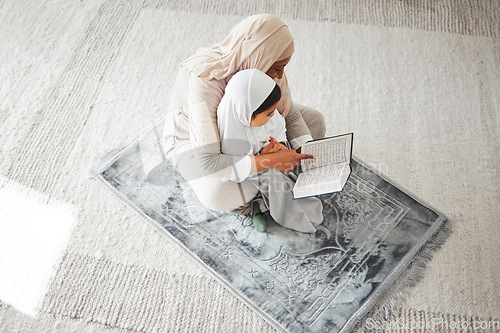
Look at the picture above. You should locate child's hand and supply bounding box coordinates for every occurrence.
[277,142,287,151]
[261,137,282,155]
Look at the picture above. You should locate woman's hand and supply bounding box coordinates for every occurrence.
[271,149,315,173]
[251,147,315,173]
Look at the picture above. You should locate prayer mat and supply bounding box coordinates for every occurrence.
[93,121,447,333]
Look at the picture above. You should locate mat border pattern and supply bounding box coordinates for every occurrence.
[92,120,447,333]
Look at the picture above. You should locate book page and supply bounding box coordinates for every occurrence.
[301,135,350,171]
[295,164,346,187]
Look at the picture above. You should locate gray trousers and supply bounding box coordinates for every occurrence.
[287,103,326,143]
[250,168,323,233]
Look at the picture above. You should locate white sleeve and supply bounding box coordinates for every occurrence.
[228,155,252,183]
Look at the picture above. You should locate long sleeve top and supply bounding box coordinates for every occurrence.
[164,66,313,182]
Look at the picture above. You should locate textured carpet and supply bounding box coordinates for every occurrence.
[1,0,499,332]
[92,120,446,332]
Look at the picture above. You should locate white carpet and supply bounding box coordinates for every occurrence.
[1,0,499,332]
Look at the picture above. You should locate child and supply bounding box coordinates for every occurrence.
[217,69,323,233]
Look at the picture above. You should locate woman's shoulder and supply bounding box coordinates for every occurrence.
[182,67,225,87]
[178,67,227,110]
[189,71,226,96]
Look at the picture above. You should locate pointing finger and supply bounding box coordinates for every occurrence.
[299,153,315,160]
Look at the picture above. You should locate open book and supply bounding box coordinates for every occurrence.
[293,133,353,199]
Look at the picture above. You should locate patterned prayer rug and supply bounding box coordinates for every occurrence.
[94,121,446,333]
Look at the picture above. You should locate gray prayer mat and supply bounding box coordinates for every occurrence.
[93,121,447,333]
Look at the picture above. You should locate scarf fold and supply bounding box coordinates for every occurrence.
[181,14,294,117]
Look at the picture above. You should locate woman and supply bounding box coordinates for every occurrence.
[163,14,326,214]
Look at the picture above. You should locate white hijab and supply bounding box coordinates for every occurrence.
[217,69,287,156]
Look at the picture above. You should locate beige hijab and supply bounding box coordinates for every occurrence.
[180,14,294,116]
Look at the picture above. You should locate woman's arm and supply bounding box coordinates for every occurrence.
[186,72,314,180]
[284,103,314,149]
[186,73,241,180]
[250,149,315,174]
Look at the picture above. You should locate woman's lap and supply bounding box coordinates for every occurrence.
[166,144,259,214]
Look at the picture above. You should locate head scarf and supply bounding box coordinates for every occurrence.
[217,69,287,156]
[181,14,294,116]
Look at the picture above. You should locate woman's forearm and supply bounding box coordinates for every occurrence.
[250,154,278,173]
[250,149,315,174]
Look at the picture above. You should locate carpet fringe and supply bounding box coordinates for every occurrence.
[353,218,452,332]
